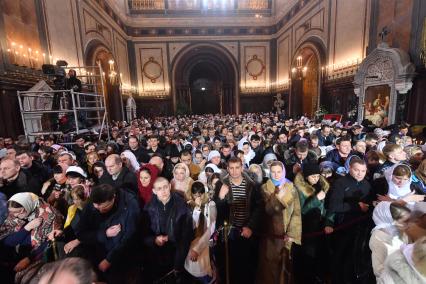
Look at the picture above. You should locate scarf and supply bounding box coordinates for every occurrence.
[384,164,412,199]
[137,164,159,205]
[1,193,61,249]
[270,161,289,187]
[372,201,399,236]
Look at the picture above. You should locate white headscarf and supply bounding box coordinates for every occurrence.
[9,192,40,220]
[384,164,412,200]
[121,150,140,173]
[372,201,398,236]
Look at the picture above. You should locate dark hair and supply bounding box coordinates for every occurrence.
[191,181,206,195]
[39,145,53,155]
[53,165,64,174]
[250,134,261,141]
[41,257,96,284]
[365,133,379,141]
[16,150,31,157]
[228,156,242,166]
[180,150,191,157]
[349,156,366,167]
[84,143,95,150]
[90,184,116,204]
[336,135,352,145]
[390,202,411,221]
[295,140,308,152]
[139,167,152,176]
[8,200,23,209]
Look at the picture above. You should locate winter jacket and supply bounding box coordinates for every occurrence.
[294,173,334,228]
[99,166,138,194]
[142,192,193,270]
[76,189,141,265]
[327,175,372,226]
[284,150,318,181]
[325,149,353,168]
[215,172,264,232]
[0,170,42,199]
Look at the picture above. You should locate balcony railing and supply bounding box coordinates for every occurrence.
[128,0,270,13]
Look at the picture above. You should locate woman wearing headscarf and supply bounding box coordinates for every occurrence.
[292,163,333,284]
[137,163,159,207]
[171,162,194,200]
[379,164,425,203]
[184,181,217,283]
[256,161,301,284]
[120,150,140,173]
[198,163,221,185]
[412,159,426,195]
[0,193,62,280]
[369,201,411,280]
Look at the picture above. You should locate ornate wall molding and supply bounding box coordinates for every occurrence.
[354,43,416,125]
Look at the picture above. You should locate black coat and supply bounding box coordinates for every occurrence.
[327,175,372,226]
[0,171,42,199]
[284,150,318,181]
[76,189,141,265]
[142,193,193,271]
[99,166,138,194]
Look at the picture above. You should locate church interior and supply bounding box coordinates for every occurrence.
[1,1,426,284]
[0,0,424,137]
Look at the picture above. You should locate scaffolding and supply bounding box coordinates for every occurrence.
[17,64,110,141]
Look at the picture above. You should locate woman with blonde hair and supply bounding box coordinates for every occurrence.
[171,162,194,200]
[84,152,99,179]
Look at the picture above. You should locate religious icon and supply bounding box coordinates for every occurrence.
[364,85,391,127]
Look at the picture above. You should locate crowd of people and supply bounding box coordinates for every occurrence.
[0,112,425,284]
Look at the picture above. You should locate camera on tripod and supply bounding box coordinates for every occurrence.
[42,60,68,90]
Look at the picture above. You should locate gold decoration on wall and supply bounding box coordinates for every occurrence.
[245,55,265,80]
[142,57,163,83]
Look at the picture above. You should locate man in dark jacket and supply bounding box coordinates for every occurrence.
[325,136,353,167]
[317,125,334,146]
[128,136,150,163]
[76,183,140,283]
[215,157,264,284]
[142,177,193,283]
[101,154,138,194]
[326,157,372,284]
[16,150,49,190]
[0,158,42,198]
[284,140,318,181]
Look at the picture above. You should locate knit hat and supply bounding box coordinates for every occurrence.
[302,163,321,178]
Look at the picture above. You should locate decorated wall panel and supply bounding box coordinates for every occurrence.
[135,43,169,97]
[277,34,291,89]
[240,42,270,93]
[44,0,81,66]
[329,0,368,69]
[114,35,131,89]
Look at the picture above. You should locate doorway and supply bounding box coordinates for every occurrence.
[172,44,238,115]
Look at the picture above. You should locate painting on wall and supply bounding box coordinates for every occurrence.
[364,85,391,127]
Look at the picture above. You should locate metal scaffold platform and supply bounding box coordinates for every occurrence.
[17,64,110,141]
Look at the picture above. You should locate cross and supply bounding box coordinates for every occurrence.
[379,26,390,42]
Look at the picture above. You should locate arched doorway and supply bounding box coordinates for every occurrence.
[172,44,238,114]
[290,44,323,117]
[85,42,123,121]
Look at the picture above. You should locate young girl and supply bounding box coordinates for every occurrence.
[185,181,216,283]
